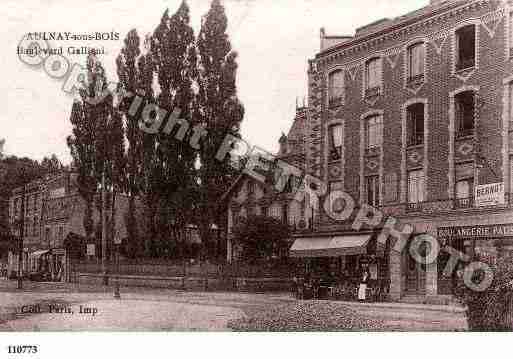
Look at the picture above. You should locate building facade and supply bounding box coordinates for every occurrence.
[292,0,513,301]
[224,105,316,262]
[7,172,131,281]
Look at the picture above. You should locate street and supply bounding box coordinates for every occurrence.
[0,279,468,331]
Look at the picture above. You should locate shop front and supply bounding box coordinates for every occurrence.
[391,209,513,302]
[436,223,513,295]
[26,248,66,282]
[289,232,389,301]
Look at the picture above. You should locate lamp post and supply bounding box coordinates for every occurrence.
[113,231,121,299]
[15,168,27,290]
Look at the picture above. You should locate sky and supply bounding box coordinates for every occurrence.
[0,0,427,164]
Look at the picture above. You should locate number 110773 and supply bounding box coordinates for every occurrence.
[7,345,38,354]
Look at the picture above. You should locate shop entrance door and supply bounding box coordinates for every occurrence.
[405,253,426,294]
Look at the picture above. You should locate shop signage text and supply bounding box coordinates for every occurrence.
[438,223,513,240]
[475,182,505,207]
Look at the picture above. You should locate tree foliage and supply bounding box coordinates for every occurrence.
[232,215,291,262]
[196,0,245,259]
[455,253,513,331]
[67,54,126,257]
[68,0,245,261]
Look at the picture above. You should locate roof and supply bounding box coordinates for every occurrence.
[318,0,470,57]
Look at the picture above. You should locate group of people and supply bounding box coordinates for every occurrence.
[294,260,383,302]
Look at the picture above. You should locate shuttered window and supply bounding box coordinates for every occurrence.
[408,170,425,204]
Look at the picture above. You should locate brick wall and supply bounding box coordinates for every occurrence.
[308,0,509,222]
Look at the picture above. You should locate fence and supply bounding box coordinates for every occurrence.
[70,259,300,292]
[72,260,300,278]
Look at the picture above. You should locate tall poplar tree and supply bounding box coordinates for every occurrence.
[196,0,245,260]
[68,54,125,259]
[151,1,198,258]
[116,29,144,257]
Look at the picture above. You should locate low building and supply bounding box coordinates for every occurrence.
[7,172,132,281]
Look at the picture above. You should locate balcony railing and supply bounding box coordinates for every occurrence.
[407,134,424,147]
[456,58,475,72]
[406,202,423,212]
[365,146,380,157]
[365,86,381,98]
[456,127,474,139]
[454,197,474,209]
[328,96,343,108]
[407,73,425,84]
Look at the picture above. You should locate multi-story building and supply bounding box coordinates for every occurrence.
[7,172,131,281]
[286,0,513,302]
[224,104,315,262]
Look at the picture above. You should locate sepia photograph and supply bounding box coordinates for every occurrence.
[1,0,513,353]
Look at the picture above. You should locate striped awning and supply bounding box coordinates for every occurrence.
[290,234,372,258]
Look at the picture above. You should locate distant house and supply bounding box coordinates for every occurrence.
[222,105,315,263]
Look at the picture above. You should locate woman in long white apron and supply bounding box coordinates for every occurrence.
[358,265,370,302]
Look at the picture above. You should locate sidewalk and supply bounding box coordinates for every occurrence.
[0,279,468,331]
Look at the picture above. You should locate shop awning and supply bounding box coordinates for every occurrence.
[290,234,373,258]
[29,250,50,259]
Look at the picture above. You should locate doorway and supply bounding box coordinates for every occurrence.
[405,251,426,294]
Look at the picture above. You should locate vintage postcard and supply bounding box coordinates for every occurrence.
[1,0,513,352]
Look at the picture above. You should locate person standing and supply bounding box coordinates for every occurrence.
[358,263,370,302]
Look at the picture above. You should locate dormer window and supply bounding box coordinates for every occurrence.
[455,25,476,71]
[407,42,425,83]
[365,57,382,97]
[328,69,344,107]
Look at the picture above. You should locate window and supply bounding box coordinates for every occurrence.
[510,13,513,57]
[509,83,513,128]
[282,176,293,193]
[33,217,38,236]
[510,157,513,203]
[455,25,476,71]
[328,181,343,194]
[455,91,475,137]
[248,206,256,217]
[269,204,282,220]
[408,43,425,81]
[454,162,474,208]
[58,226,64,241]
[365,115,383,150]
[282,204,289,225]
[455,179,473,208]
[247,181,255,195]
[328,70,344,107]
[262,206,268,217]
[25,218,31,237]
[365,58,382,96]
[407,103,424,146]
[328,124,343,161]
[365,176,380,207]
[407,170,425,205]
